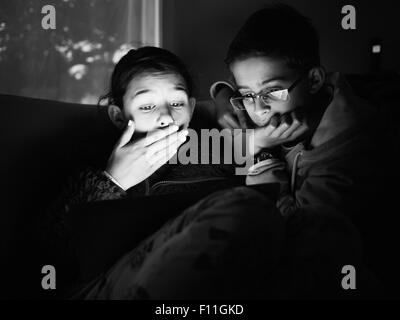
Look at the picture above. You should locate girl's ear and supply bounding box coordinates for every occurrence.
[189,97,196,117]
[307,67,326,94]
[107,104,126,130]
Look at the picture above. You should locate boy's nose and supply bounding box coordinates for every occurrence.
[254,98,271,115]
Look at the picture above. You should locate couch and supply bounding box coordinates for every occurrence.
[1,73,399,299]
[0,94,220,299]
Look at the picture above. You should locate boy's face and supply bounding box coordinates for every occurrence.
[122,73,195,133]
[230,56,310,127]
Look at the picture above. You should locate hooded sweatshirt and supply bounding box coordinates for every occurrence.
[245,72,379,220]
[242,72,382,298]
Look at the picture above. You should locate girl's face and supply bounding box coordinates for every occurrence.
[122,72,195,133]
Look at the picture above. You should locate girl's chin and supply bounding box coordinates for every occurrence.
[147,123,189,132]
[172,121,190,131]
[180,123,189,130]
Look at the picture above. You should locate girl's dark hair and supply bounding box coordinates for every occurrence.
[99,46,194,108]
[225,4,320,71]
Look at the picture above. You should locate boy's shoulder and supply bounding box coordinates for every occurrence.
[310,72,377,149]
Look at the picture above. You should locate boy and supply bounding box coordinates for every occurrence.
[212,4,377,219]
[211,4,380,297]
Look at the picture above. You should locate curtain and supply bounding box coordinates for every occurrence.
[0,0,161,104]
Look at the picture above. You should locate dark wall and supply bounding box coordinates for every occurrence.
[163,0,399,99]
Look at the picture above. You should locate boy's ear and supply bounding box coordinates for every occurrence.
[189,97,196,117]
[107,104,126,130]
[307,67,326,94]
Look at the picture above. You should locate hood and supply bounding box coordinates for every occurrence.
[310,72,375,148]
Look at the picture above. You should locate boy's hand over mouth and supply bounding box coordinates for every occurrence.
[251,111,309,155]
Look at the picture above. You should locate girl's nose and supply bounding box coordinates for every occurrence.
[158,108,174,128]
[159,118,174,127]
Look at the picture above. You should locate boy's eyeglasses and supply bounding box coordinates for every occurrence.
[230,75,304,111]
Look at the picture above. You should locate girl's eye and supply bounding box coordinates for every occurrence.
[139,105,156,111]
[170,102,185,108]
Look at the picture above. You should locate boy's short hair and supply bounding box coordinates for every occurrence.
[225,4,320,71]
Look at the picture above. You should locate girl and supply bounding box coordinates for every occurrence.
[43,47,279,299]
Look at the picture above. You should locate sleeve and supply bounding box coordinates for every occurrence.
[210,81,255,130]
[209,81,236,100]
[37,167,131,279]
[57,167,127,209]
[278,204,366,298]
[246,151,372,220]
[245,157,289,194]
[45,167,128,241]
[275,165,371,297]
[245,155,370,297]
[276,162,356,218]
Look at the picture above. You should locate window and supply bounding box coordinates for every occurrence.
[0,0,162,104]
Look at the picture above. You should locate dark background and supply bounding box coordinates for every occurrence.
[163,0,399,99]
[1,0,399,300]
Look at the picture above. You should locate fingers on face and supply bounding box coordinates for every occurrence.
[142,124,180,147]
[225,113,241,128]
[280,112,302,139]
[219,113,239,129]
[270,114,292,137]
[146,130,188,164]
[267,110,308,140]
[148,139,181,167]
[289,121,309,140]
[283,111,309,141]
[117,120,135,148]
[263,115,280,135]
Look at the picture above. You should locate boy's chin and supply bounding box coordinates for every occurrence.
[251,117,270,127]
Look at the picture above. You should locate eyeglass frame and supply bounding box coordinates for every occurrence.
[229,74,305,111]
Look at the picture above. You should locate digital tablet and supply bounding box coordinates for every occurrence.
[68,182,280,282]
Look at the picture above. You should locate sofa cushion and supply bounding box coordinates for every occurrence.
[0,94,219,298]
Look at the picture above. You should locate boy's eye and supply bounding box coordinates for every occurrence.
[242,93,255,100]
[267,89,289,100]
[262,87,283,94]
[268,88,282,93]
[139,105,156,111]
